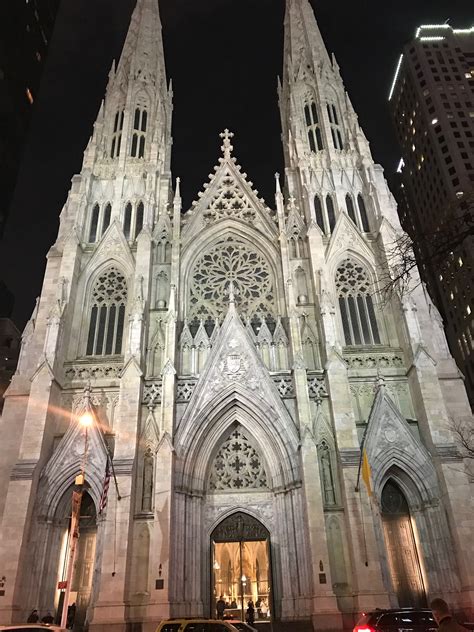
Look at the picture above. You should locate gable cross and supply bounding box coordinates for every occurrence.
[220,129,235,159]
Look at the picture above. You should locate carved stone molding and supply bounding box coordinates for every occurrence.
[64,362,123,382]
[143,381,163,405]
[10,460,38,480]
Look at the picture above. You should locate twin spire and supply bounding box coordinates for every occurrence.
[284,0,332,79]
[115,0,331,90]
[116,0,166,89]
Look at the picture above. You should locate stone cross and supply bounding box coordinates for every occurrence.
[220,129,234,159]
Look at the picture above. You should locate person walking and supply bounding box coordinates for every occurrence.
[216,595,226,620]
[246,600,255,626]
[27,610,39,623]
[431,598,469,632]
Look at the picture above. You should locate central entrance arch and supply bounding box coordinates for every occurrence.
[211,512,273,624]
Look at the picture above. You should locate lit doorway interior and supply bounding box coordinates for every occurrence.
[211,512,272,623]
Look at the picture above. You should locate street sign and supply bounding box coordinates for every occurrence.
[58,581,67,590]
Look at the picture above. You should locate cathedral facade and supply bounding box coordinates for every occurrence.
[0,1,473,631]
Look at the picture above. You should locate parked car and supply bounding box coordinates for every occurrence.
[223,621,258,632]
[354,609,437,632]
[156,620,239,632]
[0,627,66,632]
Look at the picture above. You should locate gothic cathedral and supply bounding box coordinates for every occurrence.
[0,1,473,631]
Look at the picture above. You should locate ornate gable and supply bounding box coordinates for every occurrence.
[181,298,294,422]
[364,384,439,500]
[182,131,277,242]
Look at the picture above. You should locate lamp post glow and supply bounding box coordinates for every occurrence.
[60,405,93,629]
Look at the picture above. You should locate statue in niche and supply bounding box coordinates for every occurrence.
[141,448,154,512]
[319,443,336,505]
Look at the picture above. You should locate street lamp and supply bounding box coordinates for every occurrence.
[59,406,93,628]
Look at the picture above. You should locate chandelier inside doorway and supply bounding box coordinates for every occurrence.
[211,513,272,623]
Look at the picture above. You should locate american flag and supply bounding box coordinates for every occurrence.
[99,457,111,514]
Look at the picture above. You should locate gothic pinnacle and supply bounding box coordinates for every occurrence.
[220,129,234,159]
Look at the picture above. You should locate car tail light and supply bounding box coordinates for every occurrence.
[354,626,376,632]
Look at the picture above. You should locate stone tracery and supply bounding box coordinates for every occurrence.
[209,426,268,492]
[189,236,275,320]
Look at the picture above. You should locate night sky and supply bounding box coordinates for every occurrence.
[1,0,472,327]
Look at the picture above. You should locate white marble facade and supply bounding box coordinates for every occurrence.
[0,0,473,630]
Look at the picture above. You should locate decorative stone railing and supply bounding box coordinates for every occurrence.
[343,347,405,370]
[63,361,123,383]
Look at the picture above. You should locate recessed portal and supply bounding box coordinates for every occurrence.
[211,512,272,624]
[381,481,426,608]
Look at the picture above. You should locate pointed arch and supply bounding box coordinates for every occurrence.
[357,194,371,232]
[345,194,357,226]
[335,256,380,346]
[326,195,336,232]
[85,266,128,357]
[175,384,300,495]
[88,203,100,243]
[314,195,326,234]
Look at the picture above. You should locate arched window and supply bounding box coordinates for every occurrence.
[335,258,380,346]
[102,203,112,236]
[304,102,324,152]
[135,201,144,237]
[327,103,344,150]
[345,195,357,225]
[124,203,132,240]
[86,267,127,356]
[326,195,336,232]
[130,107,147,158]
[110,110,124,158]
[123,201,145,241]
[88,204,100,243]
[357,194,370,232]
[314,195,326,234]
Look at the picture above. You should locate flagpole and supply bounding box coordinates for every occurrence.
[60,412,93,628]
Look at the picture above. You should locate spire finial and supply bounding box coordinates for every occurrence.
[225,280,239,306]
[275,172,282,195]
[220,129,235,159]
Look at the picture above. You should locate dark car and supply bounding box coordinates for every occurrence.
[354,609,437,632]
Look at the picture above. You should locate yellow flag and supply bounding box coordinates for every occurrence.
[361,449,373,497]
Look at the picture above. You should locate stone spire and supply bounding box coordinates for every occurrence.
[283,0,331,83]
[115,0,167,90]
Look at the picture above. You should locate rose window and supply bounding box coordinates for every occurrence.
[209,427,268,491]
[189,237,274,319]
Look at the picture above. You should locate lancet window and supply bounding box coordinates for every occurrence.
[335,258,380,346]
[345,195,357,226]
[86,267,127,357]
[314,195,326,234]
[130,107,147,158]
[88,202,112,243]
[326,195,336,232]
[327,103,344,150]
[110,110,124,158]
[123,201,144,241]
[304,102,324,153]
[357,194,371,232]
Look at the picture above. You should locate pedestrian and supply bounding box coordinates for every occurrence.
[67,603,77,629]
[216,595,226,620]
[27,610,39,623]
[246,600,255,626]
[41,611,55,624]
[430,598,468,632]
